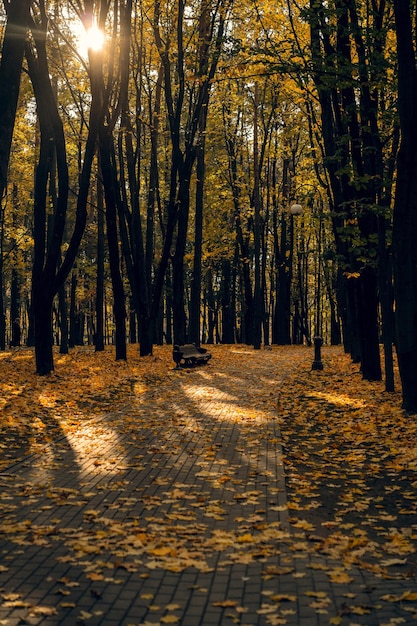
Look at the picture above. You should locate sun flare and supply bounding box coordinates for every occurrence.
[83,24,105,52]
[75,20,105,57]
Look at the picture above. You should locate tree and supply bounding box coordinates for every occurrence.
[150,0,229,347]
[392,0,417,412]
[25,0,103,374]
[0,0,32,349]
[306,0,397,382]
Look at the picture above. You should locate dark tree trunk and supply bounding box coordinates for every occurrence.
[10,268,20,346]
[33,288,54,375]
[0,243,5,351]
[58,282,68,354]
[188,122,206,345]
[25,6,100,374]
[171,174,192,346]
[205,268,216,345]
[0,0,31,203]
[358,266,382,380]
[0,200,4,350]
[95,178,105,352]
[119,98,152,357]
[392,0,417,412]
[224,132,254,345]
[252,83,262,350]
[378,215,395,392]
[308,0,385,379]
[221,258,235,344]
[99,128,127,361]
[164,271,173,345]
[69,271,77,349]
[273,213,291,344]
[129,301,137,344]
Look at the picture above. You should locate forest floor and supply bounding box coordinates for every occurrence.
[0,343,416,625]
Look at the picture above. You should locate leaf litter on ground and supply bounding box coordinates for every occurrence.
[0,344,416,625]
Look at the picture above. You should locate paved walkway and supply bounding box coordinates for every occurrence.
[0,346,416,625]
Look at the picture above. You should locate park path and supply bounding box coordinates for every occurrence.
[0,345,416,625]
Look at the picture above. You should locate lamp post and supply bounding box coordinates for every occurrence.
[291,198,324,369]
[289,203,303,344]
[311,199,324,370]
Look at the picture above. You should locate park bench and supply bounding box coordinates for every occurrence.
[173,343,212,368]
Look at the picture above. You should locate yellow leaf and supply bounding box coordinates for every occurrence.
[291,519,316,531]
[237,533,254,543]
[381,591,417,602]
[148,546,175,557]
[399,591,417,601]
[28,606,58,617]
[350,605,371,615]
[160,616,180,624]
[270,594,296,602]
[328,571,354,584]
[86,572,104,581]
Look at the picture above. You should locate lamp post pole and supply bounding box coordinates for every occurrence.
[290,203,303,345]
[312,200,324,370]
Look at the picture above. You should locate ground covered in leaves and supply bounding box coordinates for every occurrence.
[0,344,416,625]
[279,349,417,621]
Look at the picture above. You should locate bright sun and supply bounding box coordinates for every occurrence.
[75,20,105,57]
[83,24,105,52]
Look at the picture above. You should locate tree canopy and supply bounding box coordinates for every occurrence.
[1,0,417,412]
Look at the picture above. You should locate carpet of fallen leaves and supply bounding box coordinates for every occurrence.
[0,344,417,625]
[279,348,417,621]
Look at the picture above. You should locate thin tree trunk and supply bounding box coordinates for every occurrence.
[95,177,105,352]
[188,122,206,345]
[99,129,127,361]
[253,82,262,350]
[221,258,235,343]
[0,204,6,350]
[58,282,68,354]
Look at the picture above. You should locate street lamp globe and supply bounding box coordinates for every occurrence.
[290,203,303,216]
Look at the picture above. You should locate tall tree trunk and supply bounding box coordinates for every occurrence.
[252,82,262,350]
[171,176,191,346]
[308,0,384,379]
[69,270,77,349]
[0,203,6,350]
[0,0,31,204]
[95,178,105,352]
[99,128,127,361]
[9,201,21,347]
[33,290,54,375]
[205,268,216,345]
[274,213,291,344]
[221,258,235,343]
[58,282,68,354]
[25,4,101,374]
[392,0,417,412]
[188,122,206,345]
